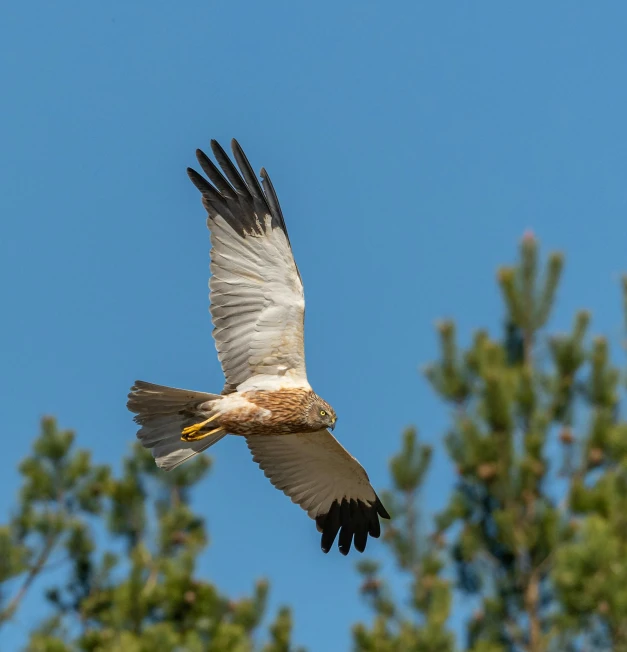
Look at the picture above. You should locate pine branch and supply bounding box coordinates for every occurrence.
[0,532,59,625]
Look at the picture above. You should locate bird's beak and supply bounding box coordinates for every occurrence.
[330,418,336,431]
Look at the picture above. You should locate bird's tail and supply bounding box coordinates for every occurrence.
[127,380,226,471]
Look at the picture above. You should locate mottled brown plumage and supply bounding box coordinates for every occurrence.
[222,389,335,435]
[127,139,389,555]
[176,388,336,438]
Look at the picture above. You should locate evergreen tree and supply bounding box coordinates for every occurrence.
[352,427,455,652]
[356,233,627,652]
[428,232,567,652]
[0,417,301,652]
[6,235,627,652]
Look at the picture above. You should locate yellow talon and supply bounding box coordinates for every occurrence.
[182,426,225,442]
[181,414,221,441]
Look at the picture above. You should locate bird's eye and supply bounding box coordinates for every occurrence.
[320,409,326,416]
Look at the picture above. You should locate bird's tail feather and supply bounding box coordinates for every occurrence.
[127,380,226,471]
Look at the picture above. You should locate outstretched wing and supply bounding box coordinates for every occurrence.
[187,139,307,394]
[246,432,390,555]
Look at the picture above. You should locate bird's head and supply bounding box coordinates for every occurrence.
[308,397,337,431]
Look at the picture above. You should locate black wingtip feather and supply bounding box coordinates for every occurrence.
[354,529,368,553]
[187,166,208,187]
[195,149,236,198]
[376,497,391,520]
[317,496,390,556]
[351,499,369,553]
[187,167,226,207]
[187,139,294,246]
[338,501,353,555]
[231,139,264,200]
[210,139,247,196]
[318,501,341,553]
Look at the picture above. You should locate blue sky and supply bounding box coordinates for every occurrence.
[3,1,627,649]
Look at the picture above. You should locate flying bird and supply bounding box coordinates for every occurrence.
[127,139,389,554]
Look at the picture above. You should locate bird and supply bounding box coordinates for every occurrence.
[127,139,390,555]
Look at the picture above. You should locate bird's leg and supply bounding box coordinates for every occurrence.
[181,426,225,442]
[181,413,221,441]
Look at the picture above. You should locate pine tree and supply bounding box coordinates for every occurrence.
[7,235,627,652]
[357,233,627,652]
[0,417,301,652]
[428,232,567,651]
[352,427,455,652]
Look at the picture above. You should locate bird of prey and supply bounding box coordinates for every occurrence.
[127,139,389,555]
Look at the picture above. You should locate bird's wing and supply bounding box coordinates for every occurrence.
[246,431,390,555]
[187,140,307,394]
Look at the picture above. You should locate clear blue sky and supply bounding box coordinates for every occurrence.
[3,2,627,649]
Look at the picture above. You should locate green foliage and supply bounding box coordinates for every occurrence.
[422,233,624,651]
[1,419,301,651]
[357,233,627,652]
[6,233,627,652]
[352,427,455,652]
